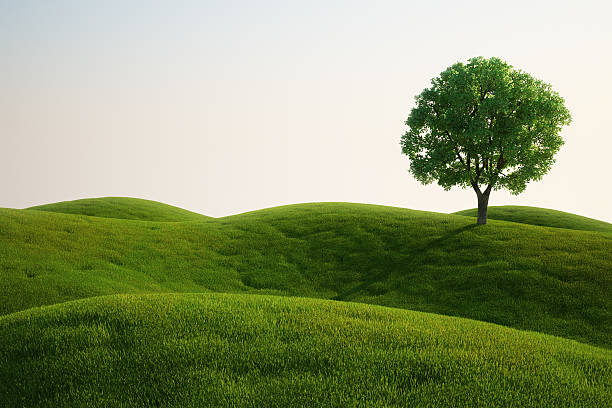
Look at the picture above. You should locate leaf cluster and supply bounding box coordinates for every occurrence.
[401,57,571,195]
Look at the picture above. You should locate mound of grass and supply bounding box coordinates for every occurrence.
[0,293,610,407]
[28,197,208,222]
[1,202,611,348]
[454,206,612,234]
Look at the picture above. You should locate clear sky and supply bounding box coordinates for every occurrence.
[2,1,611,221]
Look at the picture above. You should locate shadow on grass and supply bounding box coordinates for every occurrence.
[332,224,478,301]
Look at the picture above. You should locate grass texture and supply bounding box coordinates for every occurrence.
[1,293,610,407]
[454,205,612,234]
[1,200,611,349]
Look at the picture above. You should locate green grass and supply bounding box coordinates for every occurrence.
[1,292,610,407]
[28,197,208,222]
[454,205,612,234]
[1,200,611,348]
[2,198,612,406]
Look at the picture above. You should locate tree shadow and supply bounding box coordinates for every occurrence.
[332,224,478,301]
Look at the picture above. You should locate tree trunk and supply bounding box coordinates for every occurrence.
[477,191,490,225]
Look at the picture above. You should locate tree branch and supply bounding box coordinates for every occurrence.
[471,180,482,196]
[444,130,466,166]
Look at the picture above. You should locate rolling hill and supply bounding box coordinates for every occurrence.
[28,197,208,222]
[1,293,610,407]
[1,198,612,406]
[454,205,612,234]
[1,199,611,349]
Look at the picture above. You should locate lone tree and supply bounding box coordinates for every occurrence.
[401,57,571,224]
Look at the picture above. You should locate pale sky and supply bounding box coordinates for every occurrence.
[2,1,611,221]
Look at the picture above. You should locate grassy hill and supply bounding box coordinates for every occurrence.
[1,293,610,407]
[454,206,612,234]
[28,197,208,222]
[1,199,611,348]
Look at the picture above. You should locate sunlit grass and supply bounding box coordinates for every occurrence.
[1,293,610,407]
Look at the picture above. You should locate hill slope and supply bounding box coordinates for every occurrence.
[454,206,612,234]
[1,293,610,407]
[28,197,208,222]
[1,202,611,348]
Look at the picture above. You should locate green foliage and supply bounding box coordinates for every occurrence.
[1,293,610,407]
[29,197,208,222]
[401,56,571,195]
[1,199,611,348]
[455,206,612,234]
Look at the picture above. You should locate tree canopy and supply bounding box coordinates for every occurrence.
[401,57,571,223]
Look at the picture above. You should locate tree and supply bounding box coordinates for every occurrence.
[401,57,571,224]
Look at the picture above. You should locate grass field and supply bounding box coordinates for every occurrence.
[1,197,611,406]
[2,200,611,347]
[1,293,610,407]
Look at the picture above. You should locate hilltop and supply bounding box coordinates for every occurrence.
[454,205,612,234]
[28,197,208,222]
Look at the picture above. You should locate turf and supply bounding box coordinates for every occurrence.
[28,197,208,222]
[1,200,611,348]
[1,293,610,408]
[454,205,612,234]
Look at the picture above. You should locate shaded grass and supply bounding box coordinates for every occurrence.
[1,201,611,348]
[0,293,610,407]
[28,197,208,222]
[454,205,612,234]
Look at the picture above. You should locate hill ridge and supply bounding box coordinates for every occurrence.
[22,196,612,232]
[28,196,208,222]
[454,205,612,234]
